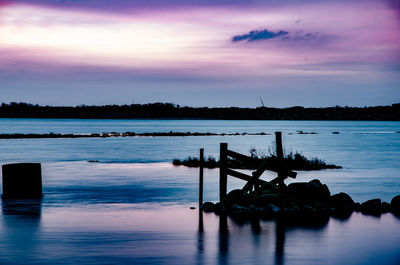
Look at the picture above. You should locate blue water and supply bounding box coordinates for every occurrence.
[0,119,399,264]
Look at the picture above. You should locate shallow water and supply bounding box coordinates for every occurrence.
[0,202,399,265]
[0,119,399,264]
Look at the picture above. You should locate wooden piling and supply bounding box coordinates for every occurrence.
[220,143,228,202]
[199,148,204,207]
[275,131,283,159]
[2,163,42,198]
[275,131,284,185]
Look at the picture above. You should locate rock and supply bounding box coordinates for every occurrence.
[313,202,332,215]
[287,179,330,202]
[309,179,331,199]
[329,192,354,211]
[354,202,361,212]
[280,205,301,216]
[222,189,252,207]
[360,199,382,216]
[259,203,280,216]
[201,202,215,212]
[390,195,400,213]
[214,202,226,215]
[253,193,279,207]
[229,204,248,215]
[303,205,318,215]
[381,202,391,213]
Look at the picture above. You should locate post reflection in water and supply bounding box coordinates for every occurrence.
[1,198,42,225]
[275,221,285,265]
[1,199,42,261]
[202,212,330,265]
[197,209,204,265]
[218,214,229,265]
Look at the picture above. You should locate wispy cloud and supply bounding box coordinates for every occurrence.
[232,29,288,42]
[232,28,337,45]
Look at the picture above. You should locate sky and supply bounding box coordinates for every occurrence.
[0,0,399,107]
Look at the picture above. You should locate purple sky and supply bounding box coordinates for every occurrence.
[0,0,399,107]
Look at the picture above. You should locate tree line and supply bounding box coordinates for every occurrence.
[0,102,399,120]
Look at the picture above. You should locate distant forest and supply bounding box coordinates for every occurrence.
[0,102,399,120]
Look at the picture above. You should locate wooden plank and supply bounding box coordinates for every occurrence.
[227,169,267,185]
[226,149,253,162]
[275,131,283,159]
[242,161,267,192]
[220,143,228,202]
[275,131,286,185]
[227,148,296,178]
[199,148,204,207]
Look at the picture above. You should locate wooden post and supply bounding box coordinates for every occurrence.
[275,131,283,159]
[220,143,228,202]
[275,132,284,186]
[2,163,42,198]
[199,148,204,207]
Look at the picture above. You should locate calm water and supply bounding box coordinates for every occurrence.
[0,119,399,264]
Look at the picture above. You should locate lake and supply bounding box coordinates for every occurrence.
[0,119,399,264]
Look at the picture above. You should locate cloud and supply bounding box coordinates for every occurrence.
[232,29,289,42]
[232,28,337,45]
[282,32,337,43]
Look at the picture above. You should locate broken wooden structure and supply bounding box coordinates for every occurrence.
[197,131,297,203]
[219,132,297,201]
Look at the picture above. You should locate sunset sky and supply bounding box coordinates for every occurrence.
[0,0,399,107]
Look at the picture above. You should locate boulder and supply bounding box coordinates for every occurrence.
[329,192,354,211]
[229,204,249,215]
[222,189,252,207]
[253,193,279,207]
[280,205,301,216]
[313,202,332,215]
[390,195,400,213]
[213,202,226,215]
[287,179,330,202]
[201,202,216,212]
[354,202,361,212]
[381,202,391,214]
[360,199,382,216]
[259,203,280,216]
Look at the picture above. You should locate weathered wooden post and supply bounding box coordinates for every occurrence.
[275,131,283,159]
[275,132,284,185]
[2,163,42,198]
[220,143,228,202]
[199,148,204,207]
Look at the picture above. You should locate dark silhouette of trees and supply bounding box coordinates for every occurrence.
[0,102,398,120]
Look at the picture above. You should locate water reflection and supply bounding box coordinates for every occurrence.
[202,212,331,265]
[197,209,204,265]
[1,199,42,261]
[2,198,42,225]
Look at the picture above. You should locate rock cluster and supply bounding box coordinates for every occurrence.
[201,180,400,219]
